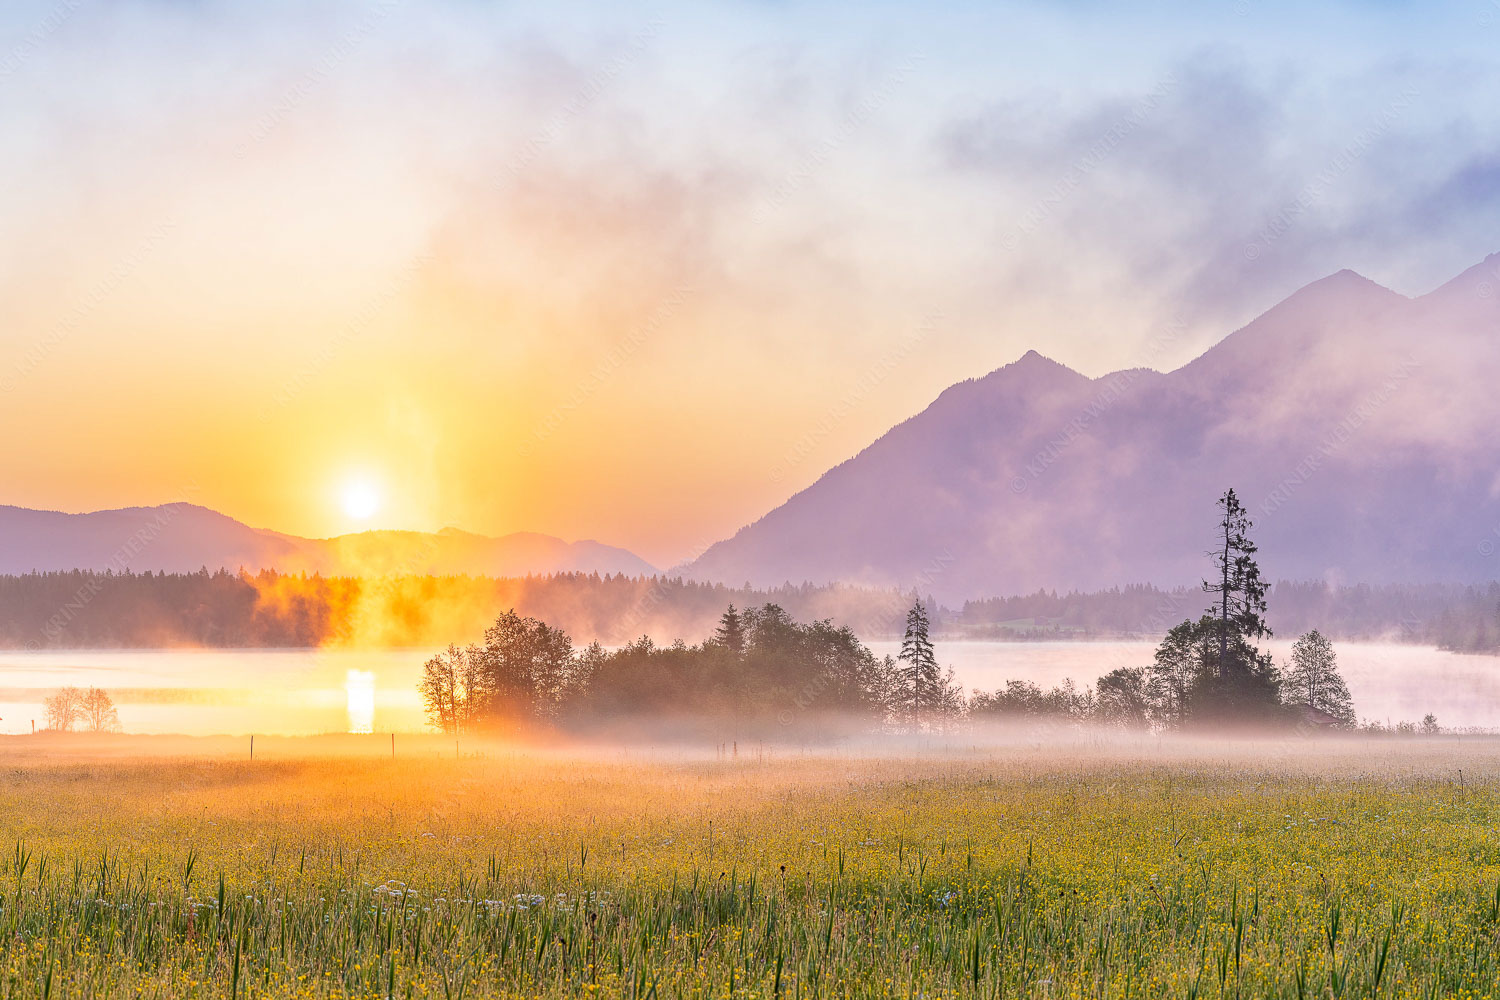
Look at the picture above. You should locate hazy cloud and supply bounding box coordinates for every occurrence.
[2,0,1499,562]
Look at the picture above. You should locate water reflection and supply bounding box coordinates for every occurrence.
[0,648,428,736]
[0,642,1494,736]
[345,670,375,734]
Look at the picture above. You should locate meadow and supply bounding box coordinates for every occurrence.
[2,733,1499,998]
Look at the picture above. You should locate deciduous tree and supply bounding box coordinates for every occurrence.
[1284,630,1355,728]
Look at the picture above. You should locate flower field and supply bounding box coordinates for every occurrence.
[1,735,1498,998]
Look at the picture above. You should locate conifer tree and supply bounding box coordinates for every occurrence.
[1203,488,1271,680]
[713,604,746,655]
[898,598,939,726]
[1152,488,1281,726]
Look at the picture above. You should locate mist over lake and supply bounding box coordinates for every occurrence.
[3,641,1494,736]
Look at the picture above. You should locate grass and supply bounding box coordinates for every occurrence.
[0,733,1498,997]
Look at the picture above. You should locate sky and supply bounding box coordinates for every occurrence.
[1,0,1497,567]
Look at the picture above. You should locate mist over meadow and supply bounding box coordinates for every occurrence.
[6,4,1500,999]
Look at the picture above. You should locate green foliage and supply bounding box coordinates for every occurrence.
[8,749,1500,998]
[1141,489,1285,728]
[1094,666,1151,729]
[969,678,1093,722]
[1284,630,1357,728]
[898,600,936,723]
[425,604,907,736]
[3,571,1496,654]
[1204,488,1272,671]
[711,604,746,655]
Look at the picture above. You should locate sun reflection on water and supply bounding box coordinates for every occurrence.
[345,669,375,734]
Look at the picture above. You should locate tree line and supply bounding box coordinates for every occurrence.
[0,567,1493,653]
[418,603,962,736]
[422,489,1382,736]
[1025,489,1358,731]
[961,580,1500,649]
[0,569,921,649]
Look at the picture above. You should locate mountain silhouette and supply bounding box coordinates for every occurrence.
[685,255,1500,601]
[0,503,656,578]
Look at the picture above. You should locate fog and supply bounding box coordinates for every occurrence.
[2,640,1496,737]
[0,648,426,736]
[873,639,1500,730]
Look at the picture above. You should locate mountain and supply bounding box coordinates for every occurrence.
[0,503,657,578]
[685,254,1500,602]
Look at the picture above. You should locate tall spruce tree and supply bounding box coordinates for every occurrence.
[1203,488,1271,680]
[898,598,939,726]
[713,604,746,655]
[1152,488,1281,727]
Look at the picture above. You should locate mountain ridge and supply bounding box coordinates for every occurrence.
[682,256,1500,600]
[0,504,658,579]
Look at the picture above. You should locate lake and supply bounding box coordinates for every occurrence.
[0,640,1495,735]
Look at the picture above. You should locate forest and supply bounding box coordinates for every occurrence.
[420,493,1377,736]
[0,568,1495,653]
[419,601,1373,736]
[418,603,963,738]
[0,569,914,649]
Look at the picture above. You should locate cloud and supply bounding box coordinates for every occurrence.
[3,0,1500,563]
[939,52,1500,357]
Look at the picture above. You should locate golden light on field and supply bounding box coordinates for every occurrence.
[6,741,1500,997]
[345,669,375,733]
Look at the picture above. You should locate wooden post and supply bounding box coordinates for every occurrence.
[250,734,254,760]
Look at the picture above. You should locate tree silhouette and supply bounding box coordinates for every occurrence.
[79,687,121,732]
[712,604,746,655]
[1147,618,1216,728]
[418,644,485,734]
[42,686,119,732]
[1284,630,1355,728]
[474,610,575,726]
[43,687,82,732]
[1094,667,1151,730]
[1203,488,1270,680]
[898,599,939,726]
[1150,489,1281,726]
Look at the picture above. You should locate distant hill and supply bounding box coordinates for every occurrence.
[0,503,657,578]
[684,255,1500,601]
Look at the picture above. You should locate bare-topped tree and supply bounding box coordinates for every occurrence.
[1203,488,1271,681]
[1151,489,1281,727]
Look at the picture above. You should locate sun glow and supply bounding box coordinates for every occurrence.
[340,479,382,521]
[345,669,375,734]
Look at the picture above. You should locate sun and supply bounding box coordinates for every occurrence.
[340,479,382,521]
